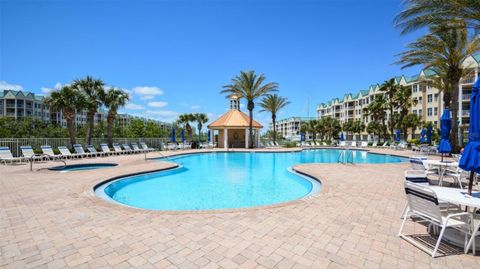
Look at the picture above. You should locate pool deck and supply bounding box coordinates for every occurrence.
[1,147,479,268]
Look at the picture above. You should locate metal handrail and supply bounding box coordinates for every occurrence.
[29,153,66,171]
[337,148,354,164]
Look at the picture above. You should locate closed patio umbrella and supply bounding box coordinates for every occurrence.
[420,128,426,143]
[438,108,452,162]
[459,78,480,195]
[181,129,185,143]
[396,129,401,142]
[340,132,344,141]
[300,132,305,142]
[207,130,211,143]
[171,128,176,143]
[427,126,432,144]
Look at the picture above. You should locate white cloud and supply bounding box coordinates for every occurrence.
[145,110,179,122]
[147,101,168,108]
[140,95,154,100]
[41,82,65,94]
[125,103,145,110]
[0,81,23,91]
[133,86,163,96]
[191,105,200,110]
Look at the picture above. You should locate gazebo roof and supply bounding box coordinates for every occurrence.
[208,109,263,129]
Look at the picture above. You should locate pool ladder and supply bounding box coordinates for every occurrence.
[337,149,354,164]
[29,154,66,171]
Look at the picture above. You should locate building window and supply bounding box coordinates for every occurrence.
[419,109,422,116]
[427,108,433,116]
[434,94,438,101]
[418,96,422,102]
[427,94,432,103]
[413,109,417,115]
[434,107,438,116]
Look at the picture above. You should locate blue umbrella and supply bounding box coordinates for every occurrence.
[170,128,176,143]
[207,130,211,142]
[181,129,185,143]
[420,128,426,143]
[340,132,344,141]
[300,132,305,142]
[427,126,432,144]
[459,78,480,195]
[438,109,452,161]
[396,129,401,142]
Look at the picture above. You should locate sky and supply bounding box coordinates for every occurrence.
[0,0,424,126]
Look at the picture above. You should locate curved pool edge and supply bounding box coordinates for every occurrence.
[90,163,324,215]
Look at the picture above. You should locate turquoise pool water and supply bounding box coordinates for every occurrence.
[96,149,406,211]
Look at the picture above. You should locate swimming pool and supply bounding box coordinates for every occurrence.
[95,149,406,211]
[49,163,118,172]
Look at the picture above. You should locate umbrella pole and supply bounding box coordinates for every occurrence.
[441,153,443,162]
[468,171,474,196]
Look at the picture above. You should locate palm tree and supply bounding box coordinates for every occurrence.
[306,120,318,141]
[177,114,191,142]
[393,85,418,138]
[379,78,400,139]
[318,117,341,141]
[397,20,480,150]
[193,113,209,146]
[259,94,290,144]
[102,88,129,147]
[401,113,422,140]
[72,76,105,145]
[221,71,278,148]
[395,0,480,33]
[352,120,366,140]
[44,86,87,147]
[364,95,389,141]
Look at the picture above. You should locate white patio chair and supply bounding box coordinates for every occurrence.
[409,158,438,177]
[274,141,281,148]
[73,144,92,158]
[339,141,346,147]
[322,142,328,146]
[20,146,44,162]
[140,142,155,152]
[131,143,146,153]
[40,145,63,160]
[0,147,24,164]
[58,146,81,159]
[100,143,116,156]
[86,145,106,157]
[351,141,357,147]
[122,144,136,154]
[371,141,378,147]
[112,143,126,154]
[360,141,368,148]
[398,181,472,257]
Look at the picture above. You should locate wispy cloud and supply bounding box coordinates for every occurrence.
[147,101,168,108]
[40,82,64,94]
[133,86,163,96]
[125,103,145,110]
[145,110,179,122]
[191,105,200,110]
[0,81,23,91]
[140,95,154,101]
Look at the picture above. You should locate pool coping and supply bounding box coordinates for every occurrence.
[87,148,409,215]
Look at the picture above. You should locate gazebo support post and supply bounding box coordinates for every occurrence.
[224,128,228,149]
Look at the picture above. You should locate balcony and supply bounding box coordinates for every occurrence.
[462,110,470,116]
[462,94,471,101]
[461,76,475,84]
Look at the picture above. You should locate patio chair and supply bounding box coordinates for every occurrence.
[0,147,24,165]
[360,141,368,148]
[371,141,378,147]
[58,146,81,159]
[444,167,471,189]
[40,145,63,160]
[274,141,281,148]
[86,145,107,157]
[73,144,93,158]
[409,158,438,176]
[322,142,328,146]
[398,181,472,257]
[339,141,346,147]
[100,143,116,156]
[112,143,126,154]
[379,142,389,148]
[351,141,357,147]
[20,146,43,162]
[140,142,155,152]
[122,143,136,154]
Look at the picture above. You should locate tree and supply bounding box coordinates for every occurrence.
[352,120,366,140]
[318,117,341,141]
[342,120,354,140]
[364,95,389,141]
[401,113,422,140]
[379,78,401,139]
[221,70,278,148]
[366,121,381,139]
[393,86,418,138]
[193,113,209,145]
[396,20,480,151]
[102,88,129,146]
[44,86,87,147]
[305,120,318,141]
[395,0,480,33]
[72,76,105,145]
[259,94,290,143]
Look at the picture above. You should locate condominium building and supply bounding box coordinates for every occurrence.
[273,117,317,141]
[316,53,480,142]
[0,89,170,130]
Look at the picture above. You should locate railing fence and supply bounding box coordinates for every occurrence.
[0,137,169,157]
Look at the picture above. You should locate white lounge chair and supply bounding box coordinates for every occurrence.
[73,144,93,158]
[112,143,126,154]
[86,145,106,157]
[322,142,328,146]
[339,141,346,147]
[398,181,472,257]
[58,146,81,159]
[0,147,24,164]
[371,141,378,147]
[20,145,43,162]
[122,144,136,154]
[100,143,115,156]
[351,141,357,147]
[360,141,368,148]
[140,142,155,152]
[40,145,63,160]
[131,143,146,153]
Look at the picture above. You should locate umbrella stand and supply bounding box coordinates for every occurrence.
[468,171,475,196]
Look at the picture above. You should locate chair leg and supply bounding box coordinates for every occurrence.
[400,204,408,220]
[398,210,409,236]
[432,225,447,257]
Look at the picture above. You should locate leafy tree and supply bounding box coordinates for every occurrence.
[221,70,278,148]
[393,85,417,138]
[193,113,209,145]
[305,120,318,141]
[102,88,129,146]
[44,86,87,146]
[379,78,401,139]
[259,94,290,144]
[401,113,422,140]
[363,95,389,141]
[352,120,366,140]
[72,76,105,145]
[317,117,341,141]
[396,20,480,151]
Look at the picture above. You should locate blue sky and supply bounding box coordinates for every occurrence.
[0,0,423,126]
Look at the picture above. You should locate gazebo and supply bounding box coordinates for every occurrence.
[208,95,263,149]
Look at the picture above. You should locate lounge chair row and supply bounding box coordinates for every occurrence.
[0,142,155,164]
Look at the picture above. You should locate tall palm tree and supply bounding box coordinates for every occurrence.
[397,21,480,150]
[193,113,209,146]
[44,86,87,147]
[401,113,422,140]
[379,78,400,139]
[395,0,480,33]
[259,94,290,144]
[221,71,278,148]
[72,76,105,145]
[393,85,418,138]
[364,95,389,141]
[102,88,129,147]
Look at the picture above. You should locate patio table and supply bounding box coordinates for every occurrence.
[423,160,459,186]
[430,186,480,253]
